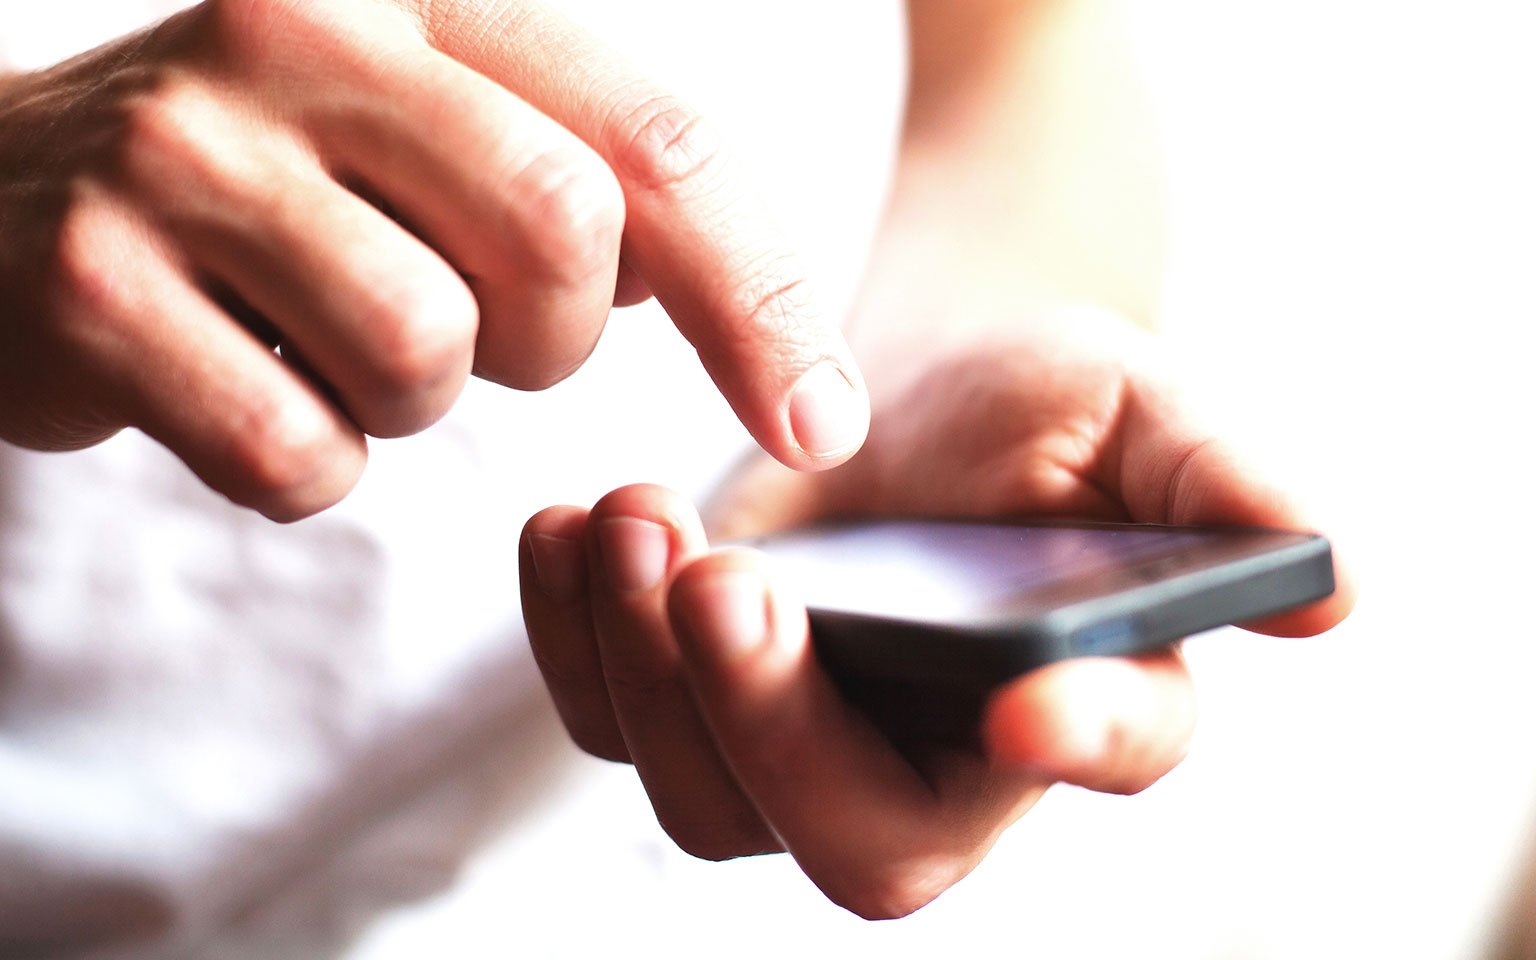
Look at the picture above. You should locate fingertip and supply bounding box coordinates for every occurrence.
[1124,408,1360,640]
[983,662,1116,778]
[612,256,654,308]
[522,504,590,542]
[668,550,778,669]
[205,405,369,525]
[518,502,628,765]
[586,484,708,559]
[589,482,693,524]
[984,653,1196,795]
[1243,546,1359,638]
[520,505,590,603]
[783,359,870,470]
[245,439,367,524]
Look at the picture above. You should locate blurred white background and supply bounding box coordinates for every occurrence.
[343,1,1536,957]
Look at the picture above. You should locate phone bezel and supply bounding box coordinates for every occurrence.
[749,518,1335,689]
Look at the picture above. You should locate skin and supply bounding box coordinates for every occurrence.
[520,0,1356,920]
[0,0,869,521]
[521,316,1356,919]
[0,0,1356,927]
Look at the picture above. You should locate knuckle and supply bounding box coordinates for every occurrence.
[225,390,341,516]
[508,146,625,285]
[605,92,725,193]
[1160,437,1219,526]
[47,195,126,318]
[116,80,227,188]
[357,275,477,399]
[711,259,816,361]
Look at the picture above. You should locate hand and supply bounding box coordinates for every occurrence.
[0,0,867,520]
[518,310,1355,919]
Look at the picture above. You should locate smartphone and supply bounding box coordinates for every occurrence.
[744,518,1335,745]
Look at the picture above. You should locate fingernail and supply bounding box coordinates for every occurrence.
[788,361,868,461]
[597,517,671,592]
[681,569,770,662]
[529,534,582,602]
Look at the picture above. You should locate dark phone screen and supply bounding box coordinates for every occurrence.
[754,521,1217,622]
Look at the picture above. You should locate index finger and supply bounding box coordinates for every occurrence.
[413,1,870,469]
[667,549,1040,919]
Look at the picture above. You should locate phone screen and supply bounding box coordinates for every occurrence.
[754,521,1218,622]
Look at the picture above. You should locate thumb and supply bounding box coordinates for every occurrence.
[1117,380,1358,638]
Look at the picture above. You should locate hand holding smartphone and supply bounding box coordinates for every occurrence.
[744,518,1335,747]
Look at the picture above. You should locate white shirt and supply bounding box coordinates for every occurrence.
[0,4,907,956]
